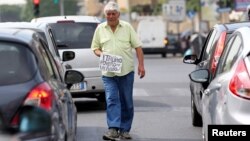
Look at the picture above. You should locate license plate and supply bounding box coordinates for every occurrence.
[167,45,175,49]
[70,82,87,91]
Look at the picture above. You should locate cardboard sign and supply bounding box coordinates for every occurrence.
[99,54,123,73]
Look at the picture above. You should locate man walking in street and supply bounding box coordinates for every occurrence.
[91,1,145,140]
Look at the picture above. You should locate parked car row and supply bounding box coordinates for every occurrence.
[31,16,105,102]
[183,21,250,141]
[0,15,103,140]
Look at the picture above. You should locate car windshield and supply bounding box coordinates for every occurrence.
[0,42,36,85]
[167,34,179,44]
[49,22,97,49]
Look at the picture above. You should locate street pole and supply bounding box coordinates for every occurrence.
[59,0,64,15]
[199,0,202,32]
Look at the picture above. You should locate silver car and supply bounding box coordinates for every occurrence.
[31,16,105,102]
[189,26,250,141]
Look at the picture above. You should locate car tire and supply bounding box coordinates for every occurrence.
[191,94,202,127]
[97,92,106,103]
[161,53,166,58]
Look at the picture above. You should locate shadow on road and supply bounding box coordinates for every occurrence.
[74,99,106,112]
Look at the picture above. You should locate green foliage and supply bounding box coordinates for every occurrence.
[186,0,200,12]
[21,0,79,21]
[131,0,202,16]
[217,0,234,9]
[0,5,22,22]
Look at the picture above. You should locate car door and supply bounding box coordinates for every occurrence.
[202,34,242,140]
[192,29,218,110]
[38,38,74,132]
[41,38,77,139]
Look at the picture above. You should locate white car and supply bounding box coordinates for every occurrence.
[31,16,105,102]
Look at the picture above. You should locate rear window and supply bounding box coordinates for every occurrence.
[0,42,36,85]
[49,22,98,49]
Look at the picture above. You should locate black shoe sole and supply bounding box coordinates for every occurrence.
[103,135,117,141]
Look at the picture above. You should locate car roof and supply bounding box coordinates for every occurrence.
[0,28,39,46]
[235,26,250,56]
[0,22,47,33]
[214,21,250,31]
[31,15,100,23]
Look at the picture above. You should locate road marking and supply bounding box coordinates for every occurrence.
[164,88,190,96]
[133,88,149,97]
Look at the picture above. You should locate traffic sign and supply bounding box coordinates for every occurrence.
[163,0,186,22]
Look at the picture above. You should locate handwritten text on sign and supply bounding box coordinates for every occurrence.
[99,54,123,73]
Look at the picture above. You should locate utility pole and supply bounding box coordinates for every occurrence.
[59,0,64,15]
[199,0,203,33]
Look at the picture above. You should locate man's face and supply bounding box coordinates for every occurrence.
[106,10,120,27]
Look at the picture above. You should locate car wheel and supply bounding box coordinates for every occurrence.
[97,92,106,103]
[191,94,202,127]
[161,53,166,58]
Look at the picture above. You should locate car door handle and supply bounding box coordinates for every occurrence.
[65,64,72,69]
[203,83,221,96]
[198,61,206,67]
[59,91,67,102]
[60,97,67,103]
[203,89,210,96]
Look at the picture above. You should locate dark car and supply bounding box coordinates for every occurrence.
[164,33,182,56]
[183,21,250,127]
[0,28,84,140]
[0,22,76,80]
[0,106,54,141]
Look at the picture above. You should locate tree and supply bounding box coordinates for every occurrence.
[0,5,23,22]
[186,0,200,12]
[21,0,79,21]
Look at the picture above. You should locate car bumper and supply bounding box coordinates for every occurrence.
[70,77,105,98]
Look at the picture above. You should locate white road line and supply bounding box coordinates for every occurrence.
[133,88,149,97]
[164,88,190,96]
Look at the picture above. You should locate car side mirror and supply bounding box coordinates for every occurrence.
[19,106,51,133]
[189,69,209,83]
[64,70,84,89]
[62,51,75,61]
[183,54,197,64]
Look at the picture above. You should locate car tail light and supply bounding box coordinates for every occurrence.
[229,59,250,100]
[11,82,54,126]
[211,31,227,76]
[24,82,54,110]
[164,37,168,45]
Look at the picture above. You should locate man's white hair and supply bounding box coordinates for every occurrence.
[103,1,120,15]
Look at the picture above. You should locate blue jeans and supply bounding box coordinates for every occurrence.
[102,71,134,132]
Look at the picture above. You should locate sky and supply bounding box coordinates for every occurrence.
[0,0,26,5]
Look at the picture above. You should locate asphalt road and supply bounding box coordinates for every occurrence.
[75,54,202,141]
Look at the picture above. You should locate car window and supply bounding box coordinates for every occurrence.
[0,42,36,85]
[38,39,61,80]
[48,28,60,57]
[40,39,63,81]
[202,29,217,60]
[216,35,242,74]
[49,22,98,49]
